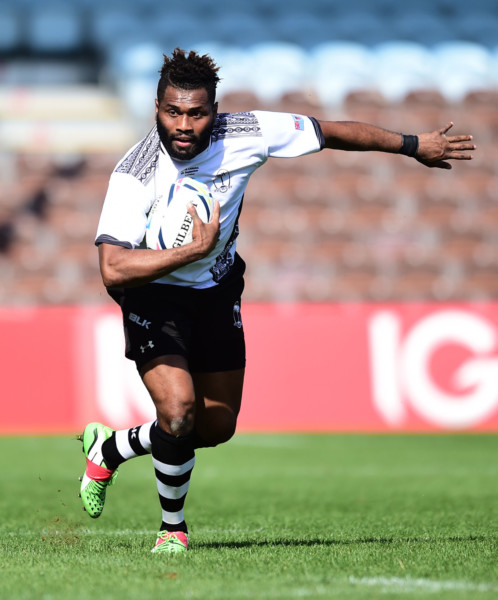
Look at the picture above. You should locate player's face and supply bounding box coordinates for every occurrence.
[155,86,218,161]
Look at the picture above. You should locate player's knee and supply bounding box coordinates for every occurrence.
[169,414,195,436]
[157,413,194,436]
[155,396,196,437]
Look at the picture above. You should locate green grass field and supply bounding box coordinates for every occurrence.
[1,433,497,599]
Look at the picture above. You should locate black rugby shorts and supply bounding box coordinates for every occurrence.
[109,277,246,373]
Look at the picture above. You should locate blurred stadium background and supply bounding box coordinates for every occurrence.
[1,0,498,434]
[0,0,497,304]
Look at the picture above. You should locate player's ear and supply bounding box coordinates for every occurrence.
[213,101,218,118]
[155,98,159,114]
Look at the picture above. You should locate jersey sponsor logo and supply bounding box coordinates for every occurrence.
[213,169,231,193]
[129,312,151,329]
[293,115,304,131]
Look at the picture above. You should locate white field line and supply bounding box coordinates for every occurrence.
[349,576,498,594]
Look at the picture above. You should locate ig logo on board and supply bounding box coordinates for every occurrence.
[368,309,498,429]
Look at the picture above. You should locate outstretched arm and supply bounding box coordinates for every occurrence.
[318,120,476,169]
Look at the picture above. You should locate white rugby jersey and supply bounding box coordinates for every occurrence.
[96,110,324,288]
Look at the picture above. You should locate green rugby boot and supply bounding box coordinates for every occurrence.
[78,422,118,518]
[151,531,188,554]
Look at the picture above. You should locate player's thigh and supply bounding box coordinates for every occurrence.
[140,354,196,434]
[192,368,245,442]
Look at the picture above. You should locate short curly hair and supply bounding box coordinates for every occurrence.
[157,48,221,105]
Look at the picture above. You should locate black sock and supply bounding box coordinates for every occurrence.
[150,422,196,534]
[101,422,153,470]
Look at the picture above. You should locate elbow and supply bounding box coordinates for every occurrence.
[100,257,128,288]
[98,243,131,288]
[100,267,122,289]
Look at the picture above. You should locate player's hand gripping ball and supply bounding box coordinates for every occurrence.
[146,177,214,249]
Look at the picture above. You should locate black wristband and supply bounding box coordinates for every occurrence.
[400,134,419,157]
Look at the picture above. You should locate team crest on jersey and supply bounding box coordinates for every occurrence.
[213,170,231,193]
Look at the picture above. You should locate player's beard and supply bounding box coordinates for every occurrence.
[156,115,213,161]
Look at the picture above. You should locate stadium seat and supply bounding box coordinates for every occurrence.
[144,11,213,51]
[492,47,498,89]
[328,12,390,46]
[449,0,498,17]
[309,42,375,106]
[245,42,308,103]
[88,7,145,51]
[116,74,157,121]
[432,41,494,102]
[0,7,22,53]
[453,13,498,47]
[203,12,271,47]
[330,0,394,16]
[380,0,442,18]
[275,12,330,48]
[200,45,255,98]
[107,40,163,79]
[26,4,84,53]
[373,42,435,102]
[105,39,164,119]
[390,12,452,46]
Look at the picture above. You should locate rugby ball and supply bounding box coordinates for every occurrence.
[146,177,214,249]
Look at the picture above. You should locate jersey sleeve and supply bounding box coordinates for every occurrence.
[95,172,153,248]
[254,111,324,159]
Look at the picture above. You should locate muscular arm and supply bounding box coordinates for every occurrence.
[319,120,476,169]
[98,201,220,288]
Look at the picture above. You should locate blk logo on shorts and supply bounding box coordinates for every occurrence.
[129,312,151,329]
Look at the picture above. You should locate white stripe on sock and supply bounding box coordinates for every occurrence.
[153,456,196,476]
[115,429,135,460]
[139,421,153,453]
[161,508,184,525]
[156,479,190,500]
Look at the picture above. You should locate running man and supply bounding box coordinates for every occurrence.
[79,48,476,553]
